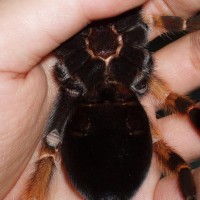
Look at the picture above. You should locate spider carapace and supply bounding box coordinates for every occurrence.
[24,7,200,200]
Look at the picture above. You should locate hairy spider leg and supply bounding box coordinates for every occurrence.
[149,76,199,199]
[23,85,79,199]
[144,13,200,32]
[154,139,196,200]
[165,93,200,131]
[23,143,57,200]
[143,11,200,134]
[149,76,200,132]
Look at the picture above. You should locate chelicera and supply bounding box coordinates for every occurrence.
[23,7,200,200]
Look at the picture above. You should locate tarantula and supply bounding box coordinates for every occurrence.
[23,6,200,200]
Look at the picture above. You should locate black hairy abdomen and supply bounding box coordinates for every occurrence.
[62,103,152,200]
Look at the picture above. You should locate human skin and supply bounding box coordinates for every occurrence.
[0,0,200,199]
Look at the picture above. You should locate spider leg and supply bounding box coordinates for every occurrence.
[143,13,200,32]
[23,140,59,200]
[23,55,85,199]
[23,86,80,199]
[153,138,196,200]
[148,76,199,199]
[164,93,200,130]
[149,76,200,132]
[149,118,196,199]
[22,90,71,199]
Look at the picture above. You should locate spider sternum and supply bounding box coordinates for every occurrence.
[85,25,123,65]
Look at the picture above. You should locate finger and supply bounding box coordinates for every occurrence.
[153,31,200,95]
[142,0,200,40]
[154,176,185,200]
[158,115,200,162]
[145,0,200,18]
[0,0,147,73]
[154,168,200,200]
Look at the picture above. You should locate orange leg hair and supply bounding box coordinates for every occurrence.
[149,75,200,132]
[143,13,200,32]
[148,76,199,199]
[153,138,196,200]
[23,131,61,200]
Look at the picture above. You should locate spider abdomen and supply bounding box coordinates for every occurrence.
[62,101,152,200]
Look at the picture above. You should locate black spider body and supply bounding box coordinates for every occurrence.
[55,8,153,200]
[63,102,152,200]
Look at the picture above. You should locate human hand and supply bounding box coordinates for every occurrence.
[1,0,200,199]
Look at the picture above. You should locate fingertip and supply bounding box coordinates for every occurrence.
[158,115,200,162]
[154,168,200,200]
[154,176,183,200]
[153,33,200,94]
